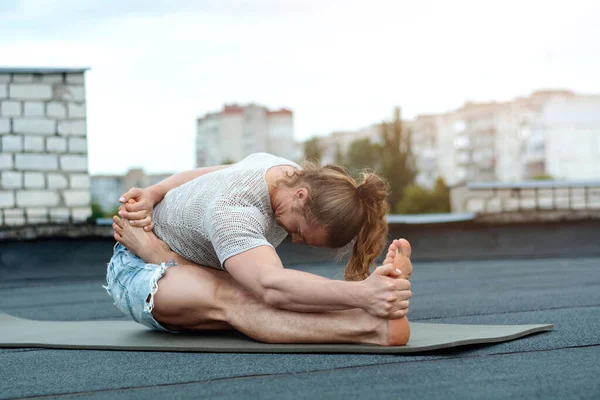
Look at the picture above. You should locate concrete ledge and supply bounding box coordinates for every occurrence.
[474,209,600,223]
[3,218,598,265]
[0,223,113,240]
[0,67,90,74]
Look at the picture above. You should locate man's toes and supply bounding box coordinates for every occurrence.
[397,239,411,258]
[384,239,405,265]
[392,239,413,279]
[112,222,123,234]
[113,215,125,229]
[383,249,396,265]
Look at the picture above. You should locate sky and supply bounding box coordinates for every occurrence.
[1,0,599,175]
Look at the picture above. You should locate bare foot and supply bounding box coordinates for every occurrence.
[382,239,413,280]
[112,215,174,265]
[358,311,410,346]
[387,317,411,345]
[382,239,401,265]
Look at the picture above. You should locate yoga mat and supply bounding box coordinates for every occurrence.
[0,313,552,354]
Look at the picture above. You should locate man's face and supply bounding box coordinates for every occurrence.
[276,205,329,247]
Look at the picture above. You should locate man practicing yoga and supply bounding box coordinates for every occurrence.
[106,152,413,345]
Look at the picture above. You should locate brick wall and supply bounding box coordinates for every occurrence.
[0,68,91,226]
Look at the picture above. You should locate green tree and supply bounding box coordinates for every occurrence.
[532,173,553,180]
[91,202,121,219]
[396,177,450,214]
[91,203,104,220]
[303,137,322,163]
[106,205,121,218]
[432,177,451,213]
[345,137,380,178]
[379,107,417,211]
[396,184,431,214]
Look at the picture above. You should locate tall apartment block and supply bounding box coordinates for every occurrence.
[409,90,600,187]
[310,90,600,188]
[196,104,295,167]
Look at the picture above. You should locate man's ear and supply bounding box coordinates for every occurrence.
[295,187,309,204]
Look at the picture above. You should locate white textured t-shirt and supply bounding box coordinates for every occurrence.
[152,153,300,270]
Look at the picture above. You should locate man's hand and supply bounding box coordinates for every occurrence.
[358,264,411,319]
[117,187,163,231]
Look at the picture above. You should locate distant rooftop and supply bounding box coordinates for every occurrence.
[387,213,475,224]
[198,103,293,120]
[467,180,600,190]
[0,67,90,74]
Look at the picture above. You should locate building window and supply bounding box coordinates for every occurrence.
[453,120,466,133]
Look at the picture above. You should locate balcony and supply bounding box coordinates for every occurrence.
[450,180,600,221]
[453,136,470,150]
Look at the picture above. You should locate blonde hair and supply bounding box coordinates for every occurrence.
[281,161,390,281]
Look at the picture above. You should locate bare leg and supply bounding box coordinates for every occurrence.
[113,217,410,345]
[154,264,409,345]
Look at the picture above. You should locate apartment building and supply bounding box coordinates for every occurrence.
[196,104,295,167]
[407,114,441,188]
[318,124,381,165]
[412,90,600,186]
[522,91,600,180]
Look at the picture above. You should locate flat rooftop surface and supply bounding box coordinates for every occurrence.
[1,238,599,399]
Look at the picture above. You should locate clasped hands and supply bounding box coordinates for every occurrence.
[115,187,161,231]
[360,264,412,319]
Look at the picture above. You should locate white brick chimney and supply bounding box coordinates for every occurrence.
[0,67,91,226]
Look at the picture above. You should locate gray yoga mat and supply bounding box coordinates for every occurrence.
[0,313,553,354]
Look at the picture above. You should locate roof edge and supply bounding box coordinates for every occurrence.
[0,67,91,74]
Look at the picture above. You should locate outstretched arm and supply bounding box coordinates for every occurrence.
[142,164,231,202]
[225,246,411,318]
[118,164,231,228]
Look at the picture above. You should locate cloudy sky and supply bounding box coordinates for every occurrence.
[1,0,599,174]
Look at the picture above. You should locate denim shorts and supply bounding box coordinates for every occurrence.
[104,243,178,332]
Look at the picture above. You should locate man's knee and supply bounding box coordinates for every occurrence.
[151,266,223,323]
